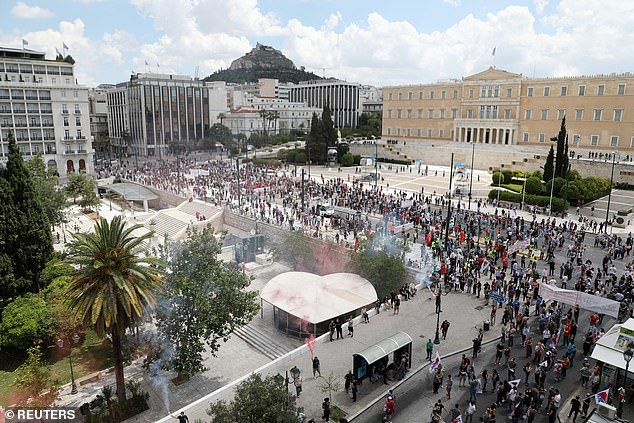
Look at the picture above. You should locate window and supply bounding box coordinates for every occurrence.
[408,92,412,100]
[439,109,445,119]
[407,109,412,118]
[419,91,423,100]
[614,109,623,122]
[591,135,599,146]
[593,109,603,121]
[64,129,70,138]
[61,90,66,97]
[396,128,401,136]
[417,129,422,136]
[504,109,511,119]
[430,91,435,99]
[507,88,513,97]
[387,128,392,135]
[388,93,393,100]
[527,87,533,97]
[397,109,402,119]
[597,85,605,96]
[541,109,549,120]
[466,109,473,118]
[452,109,457,119]
[439,129,444,137]
[539,133,545,143]
[65,78,71,84]
[398,92,402,100]
[575,109,583,120]
[51,77,56,84]
[578,85,585,96]
[543,87,550,96]
[74,104,80,113]
[610,136,619,147]
[631,136,634,148]
[406,128,411,136]
[417,109,423,118]
[525,109,532,120]
[76,129,82,138]
[427,129,432,137]
[441,90,446,99]
[468,89,474,98]
[557,109,565,120]
[428,109,434,118]
[73,90,78,98]
[387,110,392,119]
[523,132,529,142]
[453,89,458,98]
[75,117,81,126]
[63,116,69,126]
[573,134,580,145]
[618,84,626,95]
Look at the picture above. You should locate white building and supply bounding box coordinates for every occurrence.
[0,46,94,174]
[223,96,321,137]
[288,79,361,128]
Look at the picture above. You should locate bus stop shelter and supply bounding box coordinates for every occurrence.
[353,332,413,382]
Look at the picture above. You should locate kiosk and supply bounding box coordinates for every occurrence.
[352,332,413,383]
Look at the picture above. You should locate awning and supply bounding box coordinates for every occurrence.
[354,332,413,365]
[591,318,634,370]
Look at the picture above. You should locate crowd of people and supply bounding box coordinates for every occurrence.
[101,157,634,422]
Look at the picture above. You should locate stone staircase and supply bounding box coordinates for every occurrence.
[233,320,302,361]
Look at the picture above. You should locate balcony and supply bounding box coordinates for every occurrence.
[27,109,39,114]
[1,122,13,127]
[77,149,87,154]
[13,109,26,114]
[64,150,76,155]
[63,136,75,142]
[26,96,38,100]
[0,109,10,114]
[11,96,24,100]
[45,148,56,154]
[42,123,53,128]
[31,136,42,141]
[61,110,69,114]
[43,136,55,141]
[39,96,51,101]
[0,95,9,100]
[74,110,81,115]
[14,122,28,128]
[76,135,86,140]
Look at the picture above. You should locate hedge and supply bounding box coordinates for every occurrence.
[377,157,412,165]
[488,189,569,212]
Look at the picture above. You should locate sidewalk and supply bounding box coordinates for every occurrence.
[152,288,499,422]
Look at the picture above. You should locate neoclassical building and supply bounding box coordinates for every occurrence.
[382,67,634,153]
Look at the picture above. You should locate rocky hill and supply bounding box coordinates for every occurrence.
[204,43,322,84]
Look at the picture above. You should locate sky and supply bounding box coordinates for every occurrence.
[1,0,634,88]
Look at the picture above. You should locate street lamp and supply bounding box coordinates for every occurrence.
[434,297,441,345]
[57,334,80,394]
[468,141,475,211]
[374,139,379,188]
[623,347,633,389]
[605,151,617,233]
[539,165,555,217]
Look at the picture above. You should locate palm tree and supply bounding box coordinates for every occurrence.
[65,216,163,406]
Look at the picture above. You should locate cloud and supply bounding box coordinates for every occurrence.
[11,2,54,19]
[443,0,460,6]
[533,0,548,14]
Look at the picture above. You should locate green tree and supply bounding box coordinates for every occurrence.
[543,145,555,182]
[0,132,53,298]
[25,154,68,227]
[551,117,567,178]
[14,346,59,406]
[154,225,258,379]
[501,170,513,184]
[491,172,503,185]
[65,172,99,209]
[340,152,354,167]
[0,293,57,351]
[271,231,315,270]
[308,112,326,163]
[545,177,567,198]
[321,105,337,148]
[206,373,297,423]
[40,257,75,287]
[318,372,342,402]
[351,235,407,298]
[65,216,164,405]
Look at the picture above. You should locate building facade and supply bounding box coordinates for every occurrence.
[107,73,229,159]
[89,85,111,163]
[288,79,361,128]
[383,67,634,153]
[223,96,321,138]
[0,47,93,174]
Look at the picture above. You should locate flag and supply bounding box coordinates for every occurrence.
[145,60,149,66]
[63,42,69,50]
[595,389,609,403]
[452,416,463,423]
[22,39,28,48]
[539,360,548,368]
[55,47,61,55]
[429,352,442,374]
[480,258,490,272]
[157,63,160,68]
[492,47,496,56]
[508,379,522,389]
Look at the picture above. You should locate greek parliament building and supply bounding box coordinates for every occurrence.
[382,67,634,153]
[0,47,93,174]
[107,74,227,158]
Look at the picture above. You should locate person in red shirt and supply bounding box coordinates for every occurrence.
[384,396,395,422]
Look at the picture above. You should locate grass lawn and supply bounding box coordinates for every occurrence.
[501,183,523,193]
[0,330,112,406]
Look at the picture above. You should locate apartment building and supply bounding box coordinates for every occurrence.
[0,46,93,174]
[383,67,634,153]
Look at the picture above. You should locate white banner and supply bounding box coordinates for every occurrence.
[539,283,620,318]
[508,240,530,254]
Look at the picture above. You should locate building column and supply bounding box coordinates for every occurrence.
[457,127,462,142]
[475,127,480,143]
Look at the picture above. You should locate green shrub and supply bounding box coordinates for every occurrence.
[492,172,503,185]
[532,170,543,180]
[0,294,57,351]
[352,155,361,165]
[340,153,354,167]
[488,190,568,212]
[502,170,514,184]
[525,177,542,195]
[545,177,567,197]
[377,158,411,165]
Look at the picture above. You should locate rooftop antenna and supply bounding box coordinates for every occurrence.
[194,65,199,79]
